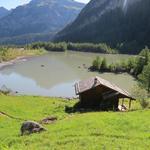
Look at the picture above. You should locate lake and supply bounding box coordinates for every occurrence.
[0,51,137,97]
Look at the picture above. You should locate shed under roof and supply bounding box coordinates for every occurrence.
[75,76,135,100]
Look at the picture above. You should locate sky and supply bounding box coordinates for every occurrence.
[0,0,90,10]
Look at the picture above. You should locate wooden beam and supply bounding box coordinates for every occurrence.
[102,91,119,100]
[122,98,124,105]
[129,99,132,110]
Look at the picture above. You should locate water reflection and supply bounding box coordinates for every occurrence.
[0,51,137,97]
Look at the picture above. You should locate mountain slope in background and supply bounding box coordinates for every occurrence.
[0,7,9,19]
[0,0,84,45]
[56,0,150,54]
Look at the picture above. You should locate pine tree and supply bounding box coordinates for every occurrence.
[138,63,150,92]
[100,58,107,71]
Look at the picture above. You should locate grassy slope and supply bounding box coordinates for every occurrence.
[0,95,150,150]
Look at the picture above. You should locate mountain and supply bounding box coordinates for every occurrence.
[0,7,9,19]
[0,0,85,45]
[55,0,150,54]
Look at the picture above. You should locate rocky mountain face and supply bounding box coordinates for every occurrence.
[0,7,9,19]
[56,0,150,54]
[0,0,84,44]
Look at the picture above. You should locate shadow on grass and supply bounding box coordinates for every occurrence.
[65,102,112,114]
[65,102,140,114]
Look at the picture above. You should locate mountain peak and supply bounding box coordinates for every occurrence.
[0,7,9,19]
[30,0,83,5]
[0,7,8,11]
[0,0,85,44]
[55,0,150,54]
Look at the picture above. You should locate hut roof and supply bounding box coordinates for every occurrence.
[75,76,135,100]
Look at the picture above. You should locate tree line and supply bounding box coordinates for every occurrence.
[90,47,150,109]
[90,47,150,93]
[28,42,117,54]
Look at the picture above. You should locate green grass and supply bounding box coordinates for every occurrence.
[0,95,150,150]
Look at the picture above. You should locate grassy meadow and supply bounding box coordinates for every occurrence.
[0,95,149,150]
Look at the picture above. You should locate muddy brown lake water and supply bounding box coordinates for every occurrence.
[0,51,137,97]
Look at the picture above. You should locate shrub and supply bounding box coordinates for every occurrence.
[0,47,9,61]
[67,42,117,54]
[138,63,150,92]
[132,85,149,109]
[100,58,107,71]
[92,56,102,70]
[139,98,149,109]
[108,63,117,72]
[30,42,67,52]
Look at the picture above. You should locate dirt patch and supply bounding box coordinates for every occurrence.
[40,116,57,124]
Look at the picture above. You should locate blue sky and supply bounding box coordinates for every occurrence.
[0,0,90,10]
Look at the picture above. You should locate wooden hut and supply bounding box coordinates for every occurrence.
[75,76,135,111]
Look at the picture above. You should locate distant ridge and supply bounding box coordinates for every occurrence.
[55,0,150,54]
[0,0,85,45]
[0,7,9,19]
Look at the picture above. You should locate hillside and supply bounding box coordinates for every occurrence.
[0,7,9,19]
[55,0,150,54]
[0,95,150,149]
[0,0,85,45]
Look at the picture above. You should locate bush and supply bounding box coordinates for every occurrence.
[29,42,117,54]
[132,85,149,109]
[92,56,102,70]
[138,63,150,92]
[29,42,67,52]
[67,42,117,54]
[108,63,116,72]
[0,47,9,62]
[100,58,107,71]
[139,99,149,109]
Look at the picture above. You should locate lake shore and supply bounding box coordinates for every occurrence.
[0,56,29,70]
[0,51,137,97]
[0,48,47,70]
